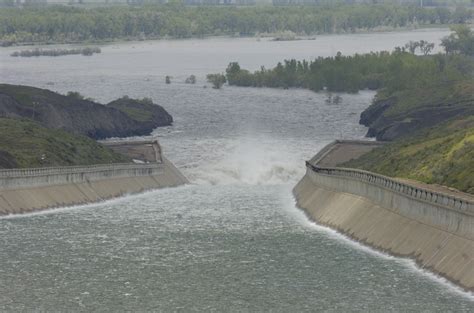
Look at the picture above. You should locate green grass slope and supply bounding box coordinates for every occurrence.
[361,79,474,141]
[344,117,474,194]
[0,118,130,169]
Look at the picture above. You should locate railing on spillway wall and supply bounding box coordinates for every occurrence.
[306,140,474,216]
[0,163,164,189]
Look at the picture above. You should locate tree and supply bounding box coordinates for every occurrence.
[207,74,226,89]
[226,62,241,85]
[419,40,435,56]
[66,91,84,100]
[405,41,419,54]
[185,75,196,84]
[441,25,474,56]
[404,40,434,55]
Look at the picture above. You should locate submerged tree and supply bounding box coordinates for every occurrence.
[185,75,196,84]
[206,74,226,89]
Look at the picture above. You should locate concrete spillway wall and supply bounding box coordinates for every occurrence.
[293,140,474,291]
[0,157,188,215]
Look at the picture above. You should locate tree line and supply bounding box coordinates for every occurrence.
[222,26,474,94]
[0,3,473,45]
[10,47,101,57]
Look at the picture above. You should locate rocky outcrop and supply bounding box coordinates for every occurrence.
[107,97,173,131]
[360,92,474,141]
[0,84,173,140]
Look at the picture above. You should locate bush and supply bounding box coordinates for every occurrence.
[207,74,226,89]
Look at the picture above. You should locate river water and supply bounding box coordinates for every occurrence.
[1,29,473,311]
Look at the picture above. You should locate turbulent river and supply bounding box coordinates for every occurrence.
[1,29,473,311]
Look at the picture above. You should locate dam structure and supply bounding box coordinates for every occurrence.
[293,140,474,292]
[0,140,188,215]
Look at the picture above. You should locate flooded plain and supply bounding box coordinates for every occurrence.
[1,28,473,311]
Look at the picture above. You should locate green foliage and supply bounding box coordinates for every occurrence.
[108,97,155,122]
[224,51,473,93]
[404,40,435,55]
[343,116,474,194]
[10,47,100,57]
[441,25,474,55]
[0,4,472,45]
[378,78,474,117]
[66,91,85,100]
[0,118,130,168]
[207,73,226,89]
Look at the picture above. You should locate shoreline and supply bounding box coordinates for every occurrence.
[0,157,188,216]
[294,201,474,299]
[298,204,474,298]
[0,25,451,49]
[293,140,474,292]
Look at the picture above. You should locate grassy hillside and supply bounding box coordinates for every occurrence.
[0,84,173,140]
[381,80,474,118]
[360,79,474,140]
[344,117,474,194]
[0,118,130,169]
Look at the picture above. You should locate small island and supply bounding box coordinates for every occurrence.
[10,47,101,57]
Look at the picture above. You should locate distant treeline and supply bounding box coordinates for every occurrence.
[0,4,473,45]
[10,47,101,57]
[1,0,473,8]
[224,26,474,93]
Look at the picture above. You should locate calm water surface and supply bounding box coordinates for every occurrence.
[1,29,473,311]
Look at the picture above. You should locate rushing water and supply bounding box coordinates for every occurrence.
[1,29,474,311]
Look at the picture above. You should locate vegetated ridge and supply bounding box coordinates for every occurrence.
[0,84,173,139]
[0,118,130,169]
[0,84,173,168]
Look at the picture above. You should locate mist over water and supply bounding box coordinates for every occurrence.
[1,29,473,311]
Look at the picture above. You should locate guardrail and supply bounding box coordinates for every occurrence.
[0,163,160,178]
[0,163,164,189]
[306,160,474,216]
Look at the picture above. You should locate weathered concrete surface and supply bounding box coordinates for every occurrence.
[294,140,474,291]
[313,140,385,167]
[102,140,163,163]
[0,157,188,215]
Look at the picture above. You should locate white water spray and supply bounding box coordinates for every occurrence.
[186,136,308,186]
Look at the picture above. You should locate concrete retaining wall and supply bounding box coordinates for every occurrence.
[0,157,188,215]
[294,141,474,291]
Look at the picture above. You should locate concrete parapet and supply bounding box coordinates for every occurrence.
[305,167,474,240]
[309,140,474,217]
[309,140,385,166]
[294,140,474,291]
[0,158,188,215]
[0,163,164,189]
[101,140,163,163]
